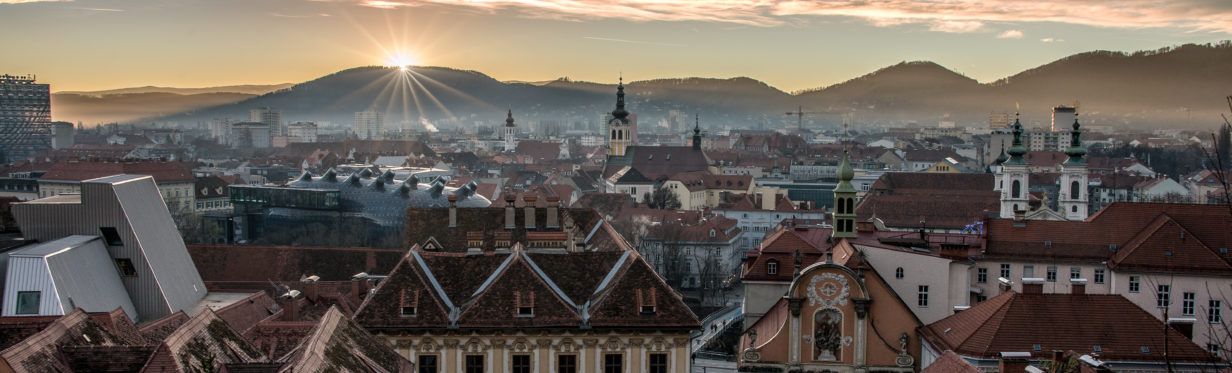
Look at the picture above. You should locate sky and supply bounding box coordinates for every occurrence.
[2,0,1230,93]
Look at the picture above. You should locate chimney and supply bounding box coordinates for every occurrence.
[524,195,537,229]
[279,297,300,321]
[448,194,458,228]
[1169,318,1195,340]
[505,193,516,229]
[546,196,560,228]
[1021,278,1044,294]
[998,352,1032,372]
[1070,278,1087,295]
[998,277,1013,294]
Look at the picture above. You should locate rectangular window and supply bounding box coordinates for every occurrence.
[604,354,623,373]
[465,355,484,373]
[1129,276,1140,293]
[114,258,138,277]
[1070,267,1081,280]
[1046,266,1057,282]
[1023,265,1034,278]
[1094,269,1105,284]
[767,262,777,275]
[976,294,987,303]
[1209,344,1222,357]
[1183,292,1196,316]
[557,355,577,373]
[1000,264,1010,279]
[918,285,929,307]
[99,227,123,246]
[977,268,987,284]
[417,355,438,373]
[400,306,416,317]
[1211,300,1223,324]
[1157,285,1171,308]
[15,291,40,315]
[512,354,531,373]
[649,353,668,373]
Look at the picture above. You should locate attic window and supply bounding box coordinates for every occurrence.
[1032,344,1042,352]
[1141,346,1150,354]
[1165,250,1173,257]
[1093,345,1102,353]
[1222,248,1229,255]
[648,154,653,160]
[1109,244,1117,250]
[636,288,658,314]
[400,290,419,317]
[100,227,123,246]
[515,291,535,317]
[666,154,671,160]
[1044,241,1052,247]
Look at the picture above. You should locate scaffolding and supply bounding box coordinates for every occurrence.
[0,74,52,161]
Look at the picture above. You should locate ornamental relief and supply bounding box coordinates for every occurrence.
[417,337,438,353]
[807,273,850,309]
[557,338,579,353]
[648,337,668,352]
[511,338,533,352]
[602,336,624,351]
[463,337,487,353]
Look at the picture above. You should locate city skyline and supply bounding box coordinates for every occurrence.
[2,0,1231,92]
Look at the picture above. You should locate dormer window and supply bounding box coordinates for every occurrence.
[400,290,419,317]
[636,288,657,314]
[767,260,778,275]
[709,229,716,237]
[515,291,535,317]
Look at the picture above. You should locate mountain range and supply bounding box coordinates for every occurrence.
[52,42,1232,130]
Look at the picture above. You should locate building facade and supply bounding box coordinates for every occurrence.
[0,74,52,160]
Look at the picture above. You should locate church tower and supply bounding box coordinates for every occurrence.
[503,109,517,152]
[999,114,1031,218]
[832,149,856,238]
[608,77,631,157]
[692,113,702,151]
[1059,113,1089,220]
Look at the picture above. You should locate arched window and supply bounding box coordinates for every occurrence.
[1070,181,1081,200]
[1012,180,1022,198]
[611,129,616,139]
[814,309,842,361]
[896,267,904,279]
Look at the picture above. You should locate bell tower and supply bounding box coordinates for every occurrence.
[503,109,517,152]
[999,114,1031,218]
[1059,113,1089,220]
[608,77,631,157]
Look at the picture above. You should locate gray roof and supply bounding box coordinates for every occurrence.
[8,235,99,257]
[277,169,492,226]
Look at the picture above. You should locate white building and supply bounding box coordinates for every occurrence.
[353,110,385,140]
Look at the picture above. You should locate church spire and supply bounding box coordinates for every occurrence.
[1064,113,1086,165]
[692,113,702,150]
[505,108,515,127]
[1004,112,1028,165]
[612,76,629,122]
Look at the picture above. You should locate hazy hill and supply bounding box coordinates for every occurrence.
[65,42,1232,130]
[52,92,257,125]
[56,83,293,96]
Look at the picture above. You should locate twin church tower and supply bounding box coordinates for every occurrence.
[995,112,1089,221]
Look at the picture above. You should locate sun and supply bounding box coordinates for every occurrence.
[385,52,420,70]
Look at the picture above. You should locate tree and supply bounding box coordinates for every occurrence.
[648,185,682,210]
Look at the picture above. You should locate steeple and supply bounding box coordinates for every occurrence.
[503,109,517,152]
[832,148,856,238]
[1063,113,1086,165]
[611,76,629,123]
[1004,113,1028,165]
[692,113,702,150]
[505,109,515,127]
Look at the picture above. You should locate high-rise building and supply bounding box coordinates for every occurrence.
[353,110,384,140]
[0,74,52,161]
[1051,105,1076,133]
[250,107,281,136]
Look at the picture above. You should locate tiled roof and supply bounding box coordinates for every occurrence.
[62,345,158,372]
[984,203,1232,268]
[0,309,124,373]
[403,207,612,253]
[195,175,231,199]
[921,350,981,373]
[188,245,407,282]
[354,249,698,331]
[139,311,190,342]
[279,306,412,372]
[40,160,194,183]
[144,308,264,372]
[859,172,998,230]
[571,193,634,219]
[919,292,1219,363]
[1023,151,1068,168]
[903,148,962,162]
[604,146,711,180]
[514,141,563,162]
[215,292,278,335]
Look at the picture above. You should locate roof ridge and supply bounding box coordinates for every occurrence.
[967,292,1015,356]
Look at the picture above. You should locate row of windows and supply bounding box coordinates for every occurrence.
[196,200,232,209]
[419,353,668,373]
[980,265,1106,285]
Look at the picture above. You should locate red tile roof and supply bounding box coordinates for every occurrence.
[278,306,413,372]
[858,173,999,230]
[922,350,981,373]
[41,160,194,183]
[919,292,1219,364]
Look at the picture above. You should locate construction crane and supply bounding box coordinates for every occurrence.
[785,106,844,132]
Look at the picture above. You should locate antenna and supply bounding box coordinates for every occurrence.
[1015,102,1021,114]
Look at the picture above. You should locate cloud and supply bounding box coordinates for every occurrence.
[1040,37,1064,43]
[997,29,1023,39]
[929,20,983,33]
[582,36,685,47]
[0,0,72,3]
[320,0,1232,34]
[270,12,332,17]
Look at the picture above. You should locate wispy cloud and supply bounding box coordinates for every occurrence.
[74,7,122,11]
[270,12,331,17]
[0,0,73,3]
[582,36,685,47]
[1040,37,1064,43]
[997,29,1023,39]
[319,0,1232,34]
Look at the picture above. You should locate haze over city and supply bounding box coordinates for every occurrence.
[3,0,1232,92]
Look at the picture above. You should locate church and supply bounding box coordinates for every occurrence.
[992,112,1089,221]
[600,77,715,197]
